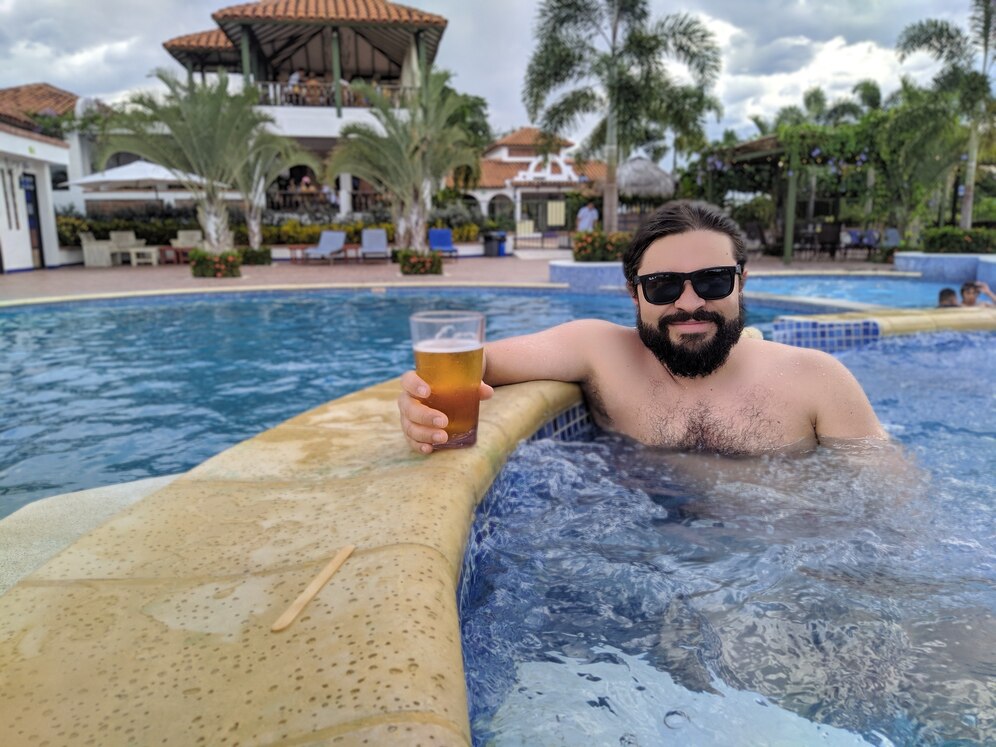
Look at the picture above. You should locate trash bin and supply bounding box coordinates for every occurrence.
[482,231,500,257]
[494,231,507,256]
[482,231,507,257]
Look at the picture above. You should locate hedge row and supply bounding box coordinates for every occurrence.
[921,227,996,254]
[56,216,397,247]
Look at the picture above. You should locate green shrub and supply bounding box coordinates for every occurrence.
[190,248,242,278]
[56,215,91,246]
[571,230,632,262]
[452,223,479,242]
[239,246,272,265]
[397,249,443,275]
[921,227,996,254]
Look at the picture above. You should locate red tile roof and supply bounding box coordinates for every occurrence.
[471,158,605,189]
[489,126,573,150]
[163,29,235,51]
[0,83,78,129]
[212,0,447,26]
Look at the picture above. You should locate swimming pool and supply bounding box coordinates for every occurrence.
[460,331,996,745]
[747,275,952,307]
[0,290,787,518]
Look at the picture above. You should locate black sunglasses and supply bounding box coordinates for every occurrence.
[636,265,742,305]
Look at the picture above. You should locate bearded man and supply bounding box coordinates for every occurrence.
[398,202,886,456]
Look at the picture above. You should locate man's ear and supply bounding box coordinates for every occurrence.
[627,284,640,308]
[740,268,748,289]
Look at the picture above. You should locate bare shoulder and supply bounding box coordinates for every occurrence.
[737,337,851,374]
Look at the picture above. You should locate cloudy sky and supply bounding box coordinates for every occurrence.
[0,0,972,144]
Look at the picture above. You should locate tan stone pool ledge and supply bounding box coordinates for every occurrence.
[0,377,583,746]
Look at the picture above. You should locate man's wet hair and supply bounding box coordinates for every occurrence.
[622,202,747,297]
[960,281,979,295]
[938,288,958,306]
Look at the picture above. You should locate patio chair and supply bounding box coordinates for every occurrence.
[109,231,158,266]
[303,230,347,263]
[359,229,390,263]
[882,227,901,250]
[815,222,841,260]
[170,230,203,249]
[428,228,458,261]
[79,232,116,268]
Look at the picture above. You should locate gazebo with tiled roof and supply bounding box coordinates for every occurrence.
[163,0,447,115]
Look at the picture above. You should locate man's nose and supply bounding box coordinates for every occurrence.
[672,279,706,311]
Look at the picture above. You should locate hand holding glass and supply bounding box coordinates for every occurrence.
[409,311,485,449]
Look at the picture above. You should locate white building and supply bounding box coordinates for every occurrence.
[0,110,72,272]
[461,127,605,234]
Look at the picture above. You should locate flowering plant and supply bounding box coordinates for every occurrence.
[397,249,443,275]
[190,248,242,278]
[572,230,632,262]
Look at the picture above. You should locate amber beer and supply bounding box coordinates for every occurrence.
[410,311,485,449]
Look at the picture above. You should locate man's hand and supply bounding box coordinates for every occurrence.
[397,371,494,454]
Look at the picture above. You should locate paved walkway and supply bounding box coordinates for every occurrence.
[0,252,896,304]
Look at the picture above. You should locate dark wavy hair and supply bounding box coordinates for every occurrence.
[622,202,747,297]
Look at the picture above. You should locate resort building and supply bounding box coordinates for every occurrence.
[0,83,74,272]
[162,0,449,214]
[462,127,605,234]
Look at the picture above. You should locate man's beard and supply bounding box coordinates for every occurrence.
[636,296,746,378]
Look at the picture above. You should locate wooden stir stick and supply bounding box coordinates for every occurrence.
[271,545,356,632]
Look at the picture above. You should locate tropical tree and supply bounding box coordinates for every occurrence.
[523,0,721,232]
[325,70,479,252]
[101,70,271,253]
[863,79,966,234]
[897,0,995,228]
[232,131,317,250]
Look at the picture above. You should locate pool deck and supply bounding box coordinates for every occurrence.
[0,253,893,305]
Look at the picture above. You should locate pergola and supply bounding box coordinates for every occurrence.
[714,127,872,263]
[163,0,447,116]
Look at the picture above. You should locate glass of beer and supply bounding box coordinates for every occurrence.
[410,310,485,449]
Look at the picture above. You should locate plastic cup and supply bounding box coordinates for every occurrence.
[410,310,485,449]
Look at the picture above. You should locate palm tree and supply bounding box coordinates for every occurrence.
[897,0,995,228]
[101,70,271,253]
[866,79,966,235]
[523,0,720,232]
[232,131,317,251]
[325,70,479,252]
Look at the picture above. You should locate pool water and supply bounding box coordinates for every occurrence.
[0,290,785,518]
[748,275,952,307]
[460,332,996,745]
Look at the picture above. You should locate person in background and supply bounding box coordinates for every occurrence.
[960,281,995,307]
[575,200,599,232]
[937,288,959,307]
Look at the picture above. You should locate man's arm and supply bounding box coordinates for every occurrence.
[802,350,887,441]
[398,320,609,452]
[976,281,995,305]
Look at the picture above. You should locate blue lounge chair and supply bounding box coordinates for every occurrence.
[303,230,346,263]
[428,228,459,261]
[359,228,390,262]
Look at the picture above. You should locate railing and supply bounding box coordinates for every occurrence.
[267,190,385,213]
[256,81,414,109]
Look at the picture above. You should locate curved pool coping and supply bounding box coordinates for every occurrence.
[0,374,584,745]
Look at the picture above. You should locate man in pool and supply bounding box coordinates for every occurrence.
[398,202,887,456]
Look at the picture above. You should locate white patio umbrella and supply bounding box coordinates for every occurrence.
[67,160,211,192]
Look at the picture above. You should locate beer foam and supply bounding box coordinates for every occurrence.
[414,338,483,353]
